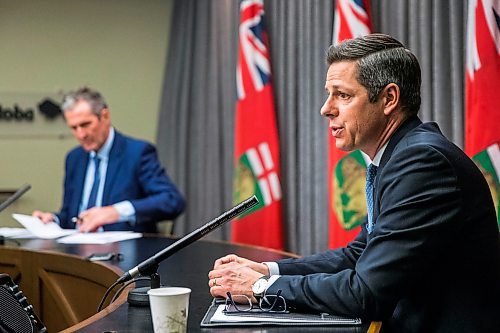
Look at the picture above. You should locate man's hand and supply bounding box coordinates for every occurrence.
[208,254,271,300]
[213,254,270,274]
[32,210,56,224]
[77,206,120,232]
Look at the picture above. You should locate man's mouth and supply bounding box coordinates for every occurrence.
[81,141,95,151]
[330,125,343,137]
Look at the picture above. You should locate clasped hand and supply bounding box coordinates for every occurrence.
[208,254,270,301]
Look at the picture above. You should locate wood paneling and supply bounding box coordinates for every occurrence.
[0,247,122,332]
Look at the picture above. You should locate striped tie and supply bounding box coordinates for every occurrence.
[365,164,378,234]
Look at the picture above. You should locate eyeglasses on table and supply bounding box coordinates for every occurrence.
[224,289,288,314]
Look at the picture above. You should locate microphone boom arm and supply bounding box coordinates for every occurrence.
[0,184,31,213]
[117,195,259,284]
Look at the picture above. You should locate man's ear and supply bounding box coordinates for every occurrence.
[381,83,400,116]
[100,108,110,121]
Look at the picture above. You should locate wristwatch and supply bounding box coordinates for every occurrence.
[252,275,270,299]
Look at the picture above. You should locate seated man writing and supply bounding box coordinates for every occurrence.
[33,87,185,233]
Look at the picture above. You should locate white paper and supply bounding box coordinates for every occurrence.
[210,305,303,323]
[12,214,77,239]
[210,305,361,325]
[57,231,142,244]
[0,227,33,238]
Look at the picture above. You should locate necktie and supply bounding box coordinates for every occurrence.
[86,155,101,209]
[365,163,378,234]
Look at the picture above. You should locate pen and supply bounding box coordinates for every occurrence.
[71,217,83,224]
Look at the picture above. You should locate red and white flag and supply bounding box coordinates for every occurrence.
[328,0,373,248]
[465,0,500,227]
[232,0,284,249]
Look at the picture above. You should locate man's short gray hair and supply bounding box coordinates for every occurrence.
[62,87,108,116]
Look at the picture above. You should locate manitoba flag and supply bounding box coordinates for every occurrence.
[231,0,283,249]
[328,0,373,249]
[465,0,500,227]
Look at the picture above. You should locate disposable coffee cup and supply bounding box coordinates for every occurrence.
[148,287,191,333]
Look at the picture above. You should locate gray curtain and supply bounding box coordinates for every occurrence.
[157,0,467,255]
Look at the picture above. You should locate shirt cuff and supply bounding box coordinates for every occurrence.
[113,201,136,224]
[264,261,280,275]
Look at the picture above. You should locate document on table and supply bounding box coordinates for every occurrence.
[12,214,77,239]
[0,227,33,238]
[11,213,141,244]
[210,305,361,324]
[57,231,142,244]
[200,299,362,327]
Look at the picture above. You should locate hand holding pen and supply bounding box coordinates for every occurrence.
[71,206,120,233]
[71,216,83,225]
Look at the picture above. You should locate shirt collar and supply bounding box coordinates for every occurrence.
[363,143,388,167]
[90,127,115,160]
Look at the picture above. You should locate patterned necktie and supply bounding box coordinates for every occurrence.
[365,163,378,234]
[86,155,101,209]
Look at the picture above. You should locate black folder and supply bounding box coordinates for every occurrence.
[200,298,362,327]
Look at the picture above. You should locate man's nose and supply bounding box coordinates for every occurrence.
[320,96,337,118]
[74,127,87,139]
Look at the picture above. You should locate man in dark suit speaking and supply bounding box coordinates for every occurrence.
[208,34,500,332]
[33,87,185,233]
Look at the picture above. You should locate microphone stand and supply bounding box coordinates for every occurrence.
[122,195,259,306]
[127,273,161,306]
[0,184,31,247]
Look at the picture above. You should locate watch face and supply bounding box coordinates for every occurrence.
[252,278,268,294]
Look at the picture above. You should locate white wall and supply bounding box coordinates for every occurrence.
[0,0,174,226]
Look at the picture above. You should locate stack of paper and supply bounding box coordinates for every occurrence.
[210,305,362,324]
[200,298,362,327]
[0,227,33,238]
[12,214,76,239]
[10,213,142,244]
[57,232,142,244]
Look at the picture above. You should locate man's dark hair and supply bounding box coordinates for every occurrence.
[326,33,421,116]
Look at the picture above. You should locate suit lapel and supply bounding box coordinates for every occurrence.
[372,116,422,223]
[71,149,89,216]
[102,131,126,205]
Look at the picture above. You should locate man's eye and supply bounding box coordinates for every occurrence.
[338,93,350,99]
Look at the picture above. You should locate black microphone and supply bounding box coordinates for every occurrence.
[117,195,259,284]
[0,184,31,212]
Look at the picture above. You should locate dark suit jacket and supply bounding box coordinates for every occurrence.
[268,117,500,332]
[56,131,185,232]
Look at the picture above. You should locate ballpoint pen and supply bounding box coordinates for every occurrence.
[71,217,83,224]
